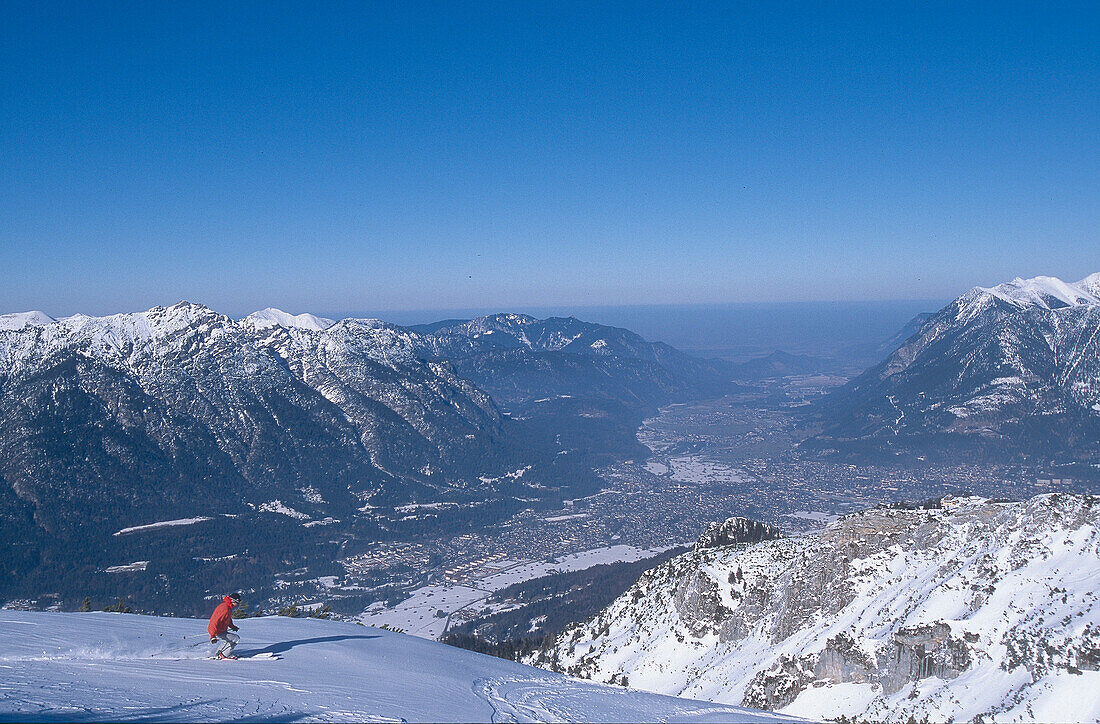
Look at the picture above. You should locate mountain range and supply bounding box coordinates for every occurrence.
[0,303,735,608]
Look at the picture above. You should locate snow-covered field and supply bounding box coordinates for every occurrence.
[360,585,488,637]
[645,460,670,475]
[0,610,796,723]
[357,545,673,639]
[639,450,752,487]
[665,456,751,485]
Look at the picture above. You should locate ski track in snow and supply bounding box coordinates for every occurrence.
[472,676,792,724]
[0,610,796,723]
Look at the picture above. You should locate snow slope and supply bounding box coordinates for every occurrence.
[0,311,54,331]
[0,610,796,723]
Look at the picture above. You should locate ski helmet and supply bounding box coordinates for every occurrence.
[229,592,241,604]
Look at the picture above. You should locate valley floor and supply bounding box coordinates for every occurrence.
[357,544,673,638]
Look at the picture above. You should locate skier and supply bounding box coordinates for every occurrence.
[208,592,242,659]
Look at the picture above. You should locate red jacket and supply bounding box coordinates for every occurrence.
[207,596,236,637]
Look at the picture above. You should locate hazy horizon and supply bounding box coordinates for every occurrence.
[2,298,945,362]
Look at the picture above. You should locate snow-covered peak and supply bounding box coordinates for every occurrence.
[0,310,55,331]
[969,274,1100,311]
[0,302,233,371]
[54,302,226,347]
[1076,272,1100,298]
[244,308,336,332]
[467,313,540,335]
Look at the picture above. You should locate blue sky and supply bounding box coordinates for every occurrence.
[2,1,1097,317]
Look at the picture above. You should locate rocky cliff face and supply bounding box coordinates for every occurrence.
[530,494,1100,722]
[695,517,782,551]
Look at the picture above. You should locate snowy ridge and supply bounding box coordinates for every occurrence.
[0,611,796,723]
[532,494,1100,722]
[0,310,54,331]
[972,273,1100,310]
[954,270,1100,321]
[409,313,663,361]
[817,272,1100,454]
[0,301,225,373]
[1077,272,1100,298]
[0,301,508,541]
[244,307,336,332]
[0,302,414,375]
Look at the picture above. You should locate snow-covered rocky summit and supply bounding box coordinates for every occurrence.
[0,301,504,541]
[814,272,1100,457]
[0,310,54,331]
[243,307,336,332]
[961,273,1100,315]
[529,493,1100,723]
[0,610,797,723]
[694,516,782,551]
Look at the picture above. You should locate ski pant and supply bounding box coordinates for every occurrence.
[214,631,239,657]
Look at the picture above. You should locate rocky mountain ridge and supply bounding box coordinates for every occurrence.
[530,493,1100,722]
[811,273,1100,462]
[408,313,734,408]
[0,302,505,536]
[0,302,734,610]
[694,517,783,551]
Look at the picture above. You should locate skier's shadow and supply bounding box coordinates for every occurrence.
[243,634,382,656]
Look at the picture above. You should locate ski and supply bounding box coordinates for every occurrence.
[209,652,280,661]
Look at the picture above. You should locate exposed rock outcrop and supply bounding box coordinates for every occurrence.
[695,517,782,551]
[531,494,1100,722]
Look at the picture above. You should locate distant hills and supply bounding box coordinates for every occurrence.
[409,313,734,408]
[726,351,836,380]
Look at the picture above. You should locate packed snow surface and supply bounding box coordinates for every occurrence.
[0,610,796,723]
